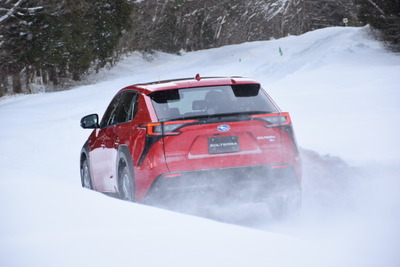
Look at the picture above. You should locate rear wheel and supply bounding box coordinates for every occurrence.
[81,157,93,189]
[267,167,302,220]
[268,188,302,220]
[118,160,135,202]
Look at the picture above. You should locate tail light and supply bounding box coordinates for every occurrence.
[250,112,291,127]
[141,120,198,136]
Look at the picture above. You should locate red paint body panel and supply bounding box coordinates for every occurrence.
[162,121,284,172]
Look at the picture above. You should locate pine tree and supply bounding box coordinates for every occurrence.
[0,0,34,93]
[0,0,133,94]
[88,0,133,70]
[358,0,400,51]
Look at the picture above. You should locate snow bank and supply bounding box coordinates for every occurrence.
[1,26,399,267]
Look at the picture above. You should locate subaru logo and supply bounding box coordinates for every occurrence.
[217,124,230,132]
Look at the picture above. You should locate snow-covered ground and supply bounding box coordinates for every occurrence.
[0,26,399,267]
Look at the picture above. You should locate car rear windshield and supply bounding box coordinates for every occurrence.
[149,84,279,121]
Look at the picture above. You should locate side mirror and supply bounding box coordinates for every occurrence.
[81,114,99,129]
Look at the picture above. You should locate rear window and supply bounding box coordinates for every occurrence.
[150,85,279,121]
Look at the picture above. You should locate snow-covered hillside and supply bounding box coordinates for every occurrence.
[0,26,399,267]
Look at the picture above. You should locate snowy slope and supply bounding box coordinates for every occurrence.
[0,26,399,267]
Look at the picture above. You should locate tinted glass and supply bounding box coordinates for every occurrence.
[100,91,137,127]
[150,85,278,121]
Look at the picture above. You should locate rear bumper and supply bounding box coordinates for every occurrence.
[142,164,300,206]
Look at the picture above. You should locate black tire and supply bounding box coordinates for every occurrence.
[268,187,302,220]
[118,159,135,202]
[81,156,93,189]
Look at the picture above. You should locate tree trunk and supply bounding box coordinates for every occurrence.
[42,69,48,85]
[0,69,8,97]
[26,66,35,93]
[12,71,22,94]
[49,67,58,86]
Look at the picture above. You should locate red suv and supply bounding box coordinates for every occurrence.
[80,75,301,215]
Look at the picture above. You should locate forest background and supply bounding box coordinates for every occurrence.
[0,0,399,96]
